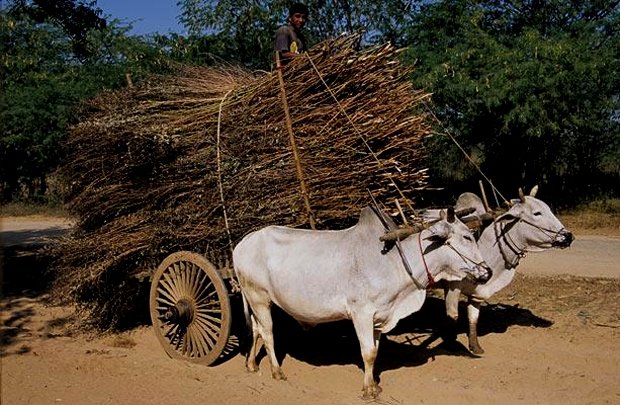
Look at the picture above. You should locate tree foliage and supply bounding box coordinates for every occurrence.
[12,0,107,60]
[0,0,180,201]
[406,0,620,203]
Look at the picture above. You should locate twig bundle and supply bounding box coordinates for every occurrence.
[52,34,433,329]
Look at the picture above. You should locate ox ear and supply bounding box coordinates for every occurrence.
[425,221,451,242]
[530,185,539,197]
[518,188,526,203]
[498,201,523,221]
[498,212,518,222]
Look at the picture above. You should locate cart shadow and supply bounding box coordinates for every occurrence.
[230,295,553,378]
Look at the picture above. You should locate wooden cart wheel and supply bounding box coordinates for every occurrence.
[150,251,232,365]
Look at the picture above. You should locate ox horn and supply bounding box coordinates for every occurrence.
[463,217,482,230]
[518,188,526,203]
[530,185,539,197]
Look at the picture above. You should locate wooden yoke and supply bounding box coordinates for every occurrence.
[379,226,425,242]
[275,52,316,229]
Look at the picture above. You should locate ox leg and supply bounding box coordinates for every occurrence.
[352,315,382,399]
[442,287,461,344]
[251,304,287,380]
[246,315,262,373]
[467,300,484,355]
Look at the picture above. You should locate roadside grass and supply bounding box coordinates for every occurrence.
[558,198,620,235]
[0,202,68,217]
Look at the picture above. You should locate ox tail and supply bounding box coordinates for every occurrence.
[240,289,252,332]
[232,262,252,333]
[238,289,255,355]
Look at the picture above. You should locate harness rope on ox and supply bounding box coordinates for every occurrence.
[494,216,571,269]
[417,232,435,288]
[369,204,430,289]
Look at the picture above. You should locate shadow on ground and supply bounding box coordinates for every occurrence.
[1,242,75,357]
[1,227,70,247]
[230,294,553,381]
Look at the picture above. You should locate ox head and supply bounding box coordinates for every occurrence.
[498,186,574,249]
[422,208,492,284]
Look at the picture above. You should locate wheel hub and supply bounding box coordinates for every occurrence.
[164,298,194,326]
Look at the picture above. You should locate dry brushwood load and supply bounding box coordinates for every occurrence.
[53,34,433,329]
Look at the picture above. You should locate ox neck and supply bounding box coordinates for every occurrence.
[391,231,435,290]
[369,206,435,289]
[482,219,527,270]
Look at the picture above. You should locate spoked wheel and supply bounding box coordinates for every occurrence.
[150,251,232,365]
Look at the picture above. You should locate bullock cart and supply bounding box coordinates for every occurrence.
[55,34,436,366]
[145,37,434,366]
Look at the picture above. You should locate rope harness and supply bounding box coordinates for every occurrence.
[417,232,435,288]
[443,239,490,273]
[494,216,569,269]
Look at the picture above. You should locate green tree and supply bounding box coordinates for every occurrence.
[406,0,619,204]
[0,0,179,201]
[12,0,107,60]
[1,8,77,200]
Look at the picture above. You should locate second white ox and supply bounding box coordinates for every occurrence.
[426,187,574,354]
[233,206,491,398]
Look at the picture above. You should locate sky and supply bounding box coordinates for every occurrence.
[95,0,186,36]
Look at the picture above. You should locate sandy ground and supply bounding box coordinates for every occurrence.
[1,216,619,404]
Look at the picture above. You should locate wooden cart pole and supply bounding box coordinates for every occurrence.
[479,180,491,212]
[275,53,316,229]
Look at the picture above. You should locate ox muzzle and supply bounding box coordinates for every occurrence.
[551,230,574,249]
[463,263,492,284]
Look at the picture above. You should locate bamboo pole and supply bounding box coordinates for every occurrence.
[275,52,316,229]
[479,180,491,212]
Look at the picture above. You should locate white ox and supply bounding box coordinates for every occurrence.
[427,187,574,354]
[233,206,491,398]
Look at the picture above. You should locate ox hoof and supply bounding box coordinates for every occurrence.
[271,368,287,381]
[246,360,259,373]
[469,344,485,355]
[362,383,382,399]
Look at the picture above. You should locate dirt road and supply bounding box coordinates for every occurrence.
[1,217,619,404]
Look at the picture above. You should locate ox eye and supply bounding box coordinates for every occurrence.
[464,235,473,242]
[533,212,542,216]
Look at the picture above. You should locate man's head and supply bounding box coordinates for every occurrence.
[288,3,308,30]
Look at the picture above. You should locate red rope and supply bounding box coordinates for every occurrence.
[418,232,435,288]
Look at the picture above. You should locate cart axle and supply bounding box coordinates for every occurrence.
[164,298,194,325]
